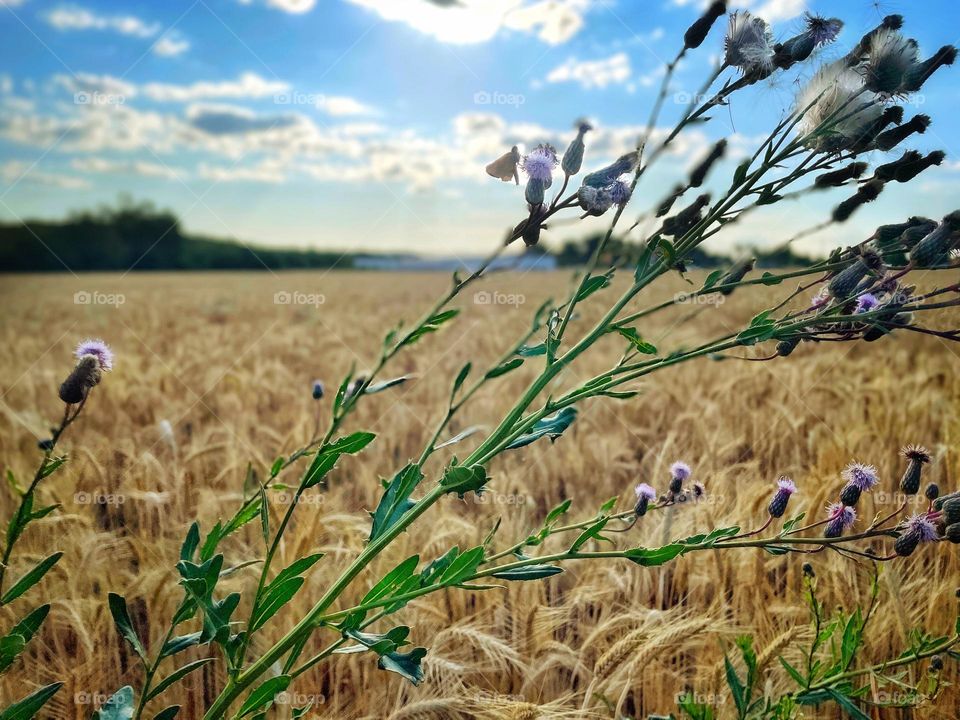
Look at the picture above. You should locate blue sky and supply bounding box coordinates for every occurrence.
[1,0,958,258]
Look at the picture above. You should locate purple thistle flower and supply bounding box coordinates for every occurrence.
[634,482,656,517]
[635,482,656,501]
[670,461,691,482]
[895,512,940,556]
[522,144,558,184]
[768,476,796,518]
[841,462,879,491]
[608,180,632,208]
[824,502,857,537]
[854,293,879,314]
[75,338,113,371]
[810,287,831,309]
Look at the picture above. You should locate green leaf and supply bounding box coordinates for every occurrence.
[736,322,777,346]
[505,407,578,450]
[146,659,214,702]
[38,456,66,479]
[724,653,746,718]
[236,675,291,718]
[575,274,611,302]
[517,343,547,357]
[452,363,471,398]
[824,689,870,720]
[437,546,484,585]
[0,682,62,720]
[180,523,200,562]
[362,555,419,607]
[780,513,805,534]
[490,565,563,581]
[369,464,423,542]
[160,632,202,658]
[108,593,147,660]
[779,656,806,687]
[268,554,323,593]
[434,426,482,450]
[616,327,658,355]
[302,432,376,489]
[92,686,134,720]
[701,269,724,290]
[378,647,427,685]
[250,577,304,631]
[544,500,571,527]
[485,357,524,379]
[624,544,687,567]
[343,626,410,656]
[0,604,49,672]
[401,309,459,347]
[569,518,611,553]
[760,271,783,286]
[439,464,489,498]
[1,552,62,605]
[153,707,180,720]
[731,158,751,189]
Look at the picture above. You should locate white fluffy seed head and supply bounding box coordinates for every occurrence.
[796,60,882,149]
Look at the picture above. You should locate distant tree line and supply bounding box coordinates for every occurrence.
[0,198,351,272]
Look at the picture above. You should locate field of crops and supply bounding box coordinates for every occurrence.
[1,270,957,719]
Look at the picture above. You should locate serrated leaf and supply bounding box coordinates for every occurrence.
[302,432,376,489]
[439,464,489,498]
[0,604,49,672]
[505,407,578,450]
[108,593,147,660]
[378,647,427,685]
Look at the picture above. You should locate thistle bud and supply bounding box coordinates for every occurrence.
[849,106,903,153]
[802,562,815,577]
[875,114,931,152]
[925,483,940,501]
[930,656,944,672]
[525,177,546,206]
[582,151,639,188]
[684,1,726,50]
[668,461,691,496]
[832,180,884,223]
[945,523,960,543]
[656,185,685,217]
[898,445,931,495]
[891,150,945,184]
[689,140,727,188]
[900,45,958,93]
[577,185,613,217]
[776,336,801,357]
[718,257,755,295]
[827,249,883,298]
[634,483,656,517]
[944,498,960,526]
[59,355,102,405]
[814,162,868,188]
[662,194,710,237]
[312,379,325,400]
[910,211,960,267]
[768,476,797,518]
[840,483,862,507]
[561,121,591,177]
[934,491,960,511]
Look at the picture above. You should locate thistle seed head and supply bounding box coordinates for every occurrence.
[725,11,774,75]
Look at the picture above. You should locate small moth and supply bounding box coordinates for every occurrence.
[486,145,521,184]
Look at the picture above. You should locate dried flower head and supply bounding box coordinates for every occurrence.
[797,60,882,150]
[59,354,101,405]
[725,11,774,75]
[900,444,931,495]
[75,338,113,372]
[608,180,632,208]
[864,29,920,95]
[805,13,844,46]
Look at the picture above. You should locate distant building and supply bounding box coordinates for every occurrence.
[354,253,557,272]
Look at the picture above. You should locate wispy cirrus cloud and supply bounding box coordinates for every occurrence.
[545,53,631,89]
[44,5,161,38]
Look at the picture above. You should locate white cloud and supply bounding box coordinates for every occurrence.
[546,52,631,89]
[315,95,375,116]
[71,156,187,180]
[54,72,137,102]
[267,0,315,12]
[673,0,806,23]
[153,34,191,58]
[143,73,290,102]
[337,0,588,45]
[199,160,287,183]
[1,160,89,190]
[0,0,29,7]
[45,6,161,38]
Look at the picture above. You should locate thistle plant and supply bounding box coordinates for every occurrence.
[7,5,960,720]
[0,340,112,717]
